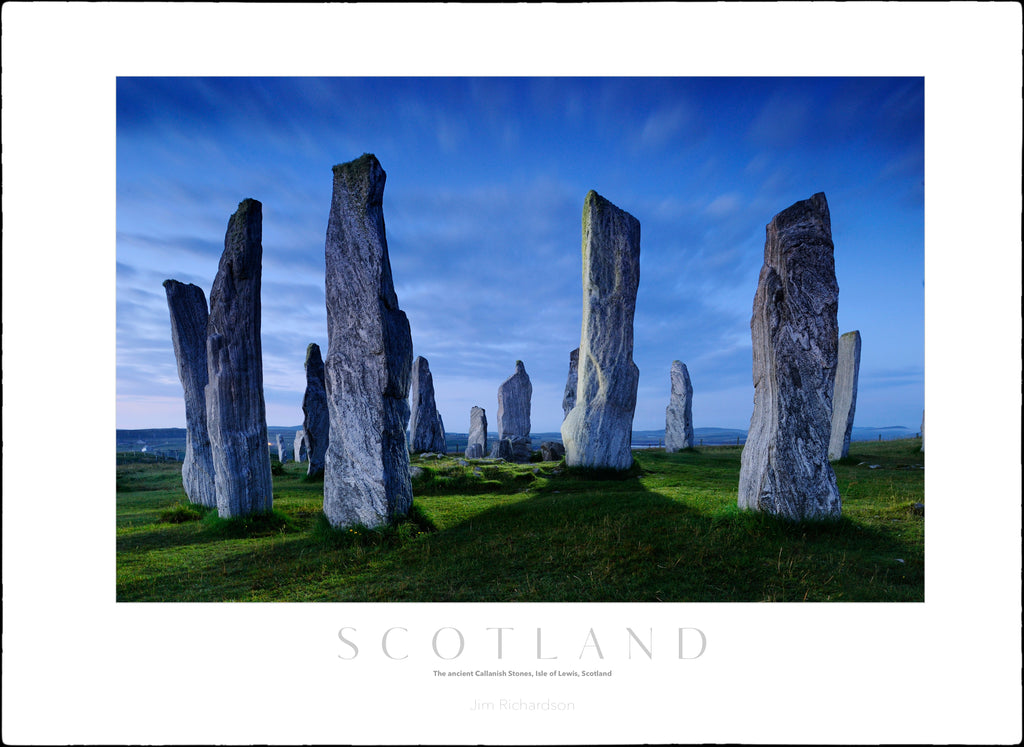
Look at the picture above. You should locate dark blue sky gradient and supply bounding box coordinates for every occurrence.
[116,76,924,432]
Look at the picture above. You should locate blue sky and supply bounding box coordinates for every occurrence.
[116,76,924,433]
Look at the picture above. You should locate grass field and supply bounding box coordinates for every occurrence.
[116,439,924,602]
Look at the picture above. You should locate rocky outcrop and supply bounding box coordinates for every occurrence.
[276,434,288,463]
[409,356,447,453]
[302,343,329,478]
[562,348,579,420]
[493,361,532,462]
[294,429,307,463]
[205,198,274,518]
[468,406,488,457]
[322,154,413,528]
[162,279,216,508]
[561,191,641,470]
[828,330,862,460]
[665,361,694,452]
[738,192,841,520]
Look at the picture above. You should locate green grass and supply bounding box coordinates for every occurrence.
[116,439,924,602]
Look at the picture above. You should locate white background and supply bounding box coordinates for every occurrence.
[3,3,1021,744]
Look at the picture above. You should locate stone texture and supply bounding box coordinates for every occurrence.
[276,434,288,463]
[409,356,447,454]
[294,429,307,463]
[738,192,841,520]
[540,441,566,462]
[163,280,216,508]
[495,360,533,462]
[322,154,413,528]
[468,406,488,457]
[828,330,862,460]
[302,343,329,478]
[561,191,641,470]
[205,198,274,518]
[465,443,484,459]
[562,348,579,420]
[665,361,695,452]
[490,438,514,461]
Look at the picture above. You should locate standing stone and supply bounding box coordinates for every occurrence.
[276,434,288,463]
[205,198,274,518]
[738,192,841,520]
[464,443,484,459]
[491,438,514,461]
[665,361,695,452]
[323,154,413,528]
[561,191,641,471]
[162,280,216,508]
[492,360,533,462]
[468,406,488,457]
[540,441,566,462]
[409,356,448,454]
[302,343,329,478]
[828,330,862,460]
[562,348,580,420]
[294,429,307,463]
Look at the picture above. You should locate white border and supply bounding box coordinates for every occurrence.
[3,3,1021,744]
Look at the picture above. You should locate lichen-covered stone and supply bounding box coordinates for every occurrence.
[738,192,841,520]
[828,330,862,461]
[294,429,307,463]
[205,198,274,518]
[302,343,329,478]
[665,361,694,452]
[562,348,579,420]
[495,360,533,463]
[322,154,413,528]
[561,191,641,470]
[276,434,288,463]
[409,356,447,454]
[468,406,488,457]
[163,279,216,508]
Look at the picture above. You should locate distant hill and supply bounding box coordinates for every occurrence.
[117,423,919,456]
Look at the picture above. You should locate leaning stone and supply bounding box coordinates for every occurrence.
[322,154,413,528]
[561,191,641,471]
[828,330,862,460]
[293,429,307,463]
[540,441,566,462]
[409,356,448,454]
[562,348,580,420]
[276,434,288,463]
[465,443,484,459]
[467,405,488,457]
[205,198,274,518]
[163,279,217,508]
[496,360,533,463]
[302,343,330,478]
[665,361,695,452]
[738,192,841,520]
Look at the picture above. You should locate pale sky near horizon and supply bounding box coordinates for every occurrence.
[116,76,924,433]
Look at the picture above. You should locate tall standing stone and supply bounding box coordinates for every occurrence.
[492,360,533,462]
[562,348,580,420]
[828,330,862,461]
[467,406,488,458]
[302,343,329,478]
[323,154,413,528]
[162,279,216,508]
[561,191,641,470]
[276,434,288,463]
[294,429,307,463]
[665,361,695,452]
[409,356,447,454]
[738,192,841,520]
[205,198,274,518]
